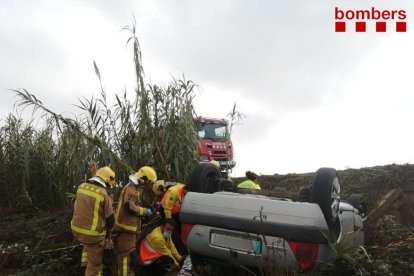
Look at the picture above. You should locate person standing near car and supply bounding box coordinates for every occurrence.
[71,166,116,276]
[237,171,261,189]
[114,166,158,276]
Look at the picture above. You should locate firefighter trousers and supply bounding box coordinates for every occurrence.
[116,232,137,276]
[83,241,105,276]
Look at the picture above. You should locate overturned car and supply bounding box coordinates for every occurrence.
[180,163,366,274]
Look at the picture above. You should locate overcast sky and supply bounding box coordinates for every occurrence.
[1,0,414,177]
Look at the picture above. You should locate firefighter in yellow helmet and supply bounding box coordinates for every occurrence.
[71,166,116,276]
[153,180,167,197]
[160,182,188,255]
[114,166,162,276]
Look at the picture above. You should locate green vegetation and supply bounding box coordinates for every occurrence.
[0,21,199,210]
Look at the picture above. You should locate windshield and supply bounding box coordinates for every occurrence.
[196,122,229,140]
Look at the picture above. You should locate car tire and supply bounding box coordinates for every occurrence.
[310,168,340,229]
[347,194,367,218]
[187,163,221,193]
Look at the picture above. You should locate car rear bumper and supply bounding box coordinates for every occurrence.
[187,225,299,269]
[187,224,336,272]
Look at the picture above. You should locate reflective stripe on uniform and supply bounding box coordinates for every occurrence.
[81,250,88,263]
[115,220,137,232]
[71,222,106,236]
[78,188,104,202]
[123,256,128,276]
[91,196,101,231]
[139,240,162,265]
[114,184,140,232]
[74,187,105,234]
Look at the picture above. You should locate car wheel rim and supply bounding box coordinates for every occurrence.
[330,177,340,218]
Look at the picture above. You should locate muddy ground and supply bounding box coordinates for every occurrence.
[1,164,413,275]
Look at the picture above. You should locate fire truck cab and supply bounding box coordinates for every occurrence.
[193,117,235,169]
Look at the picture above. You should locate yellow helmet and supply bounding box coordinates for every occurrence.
[96,166,116,187]
[152,180,166,196]
[209,160,220,168]
[135,166,157,184]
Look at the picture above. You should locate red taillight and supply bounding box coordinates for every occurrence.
[181,223,194,246]
[288,241,319,273]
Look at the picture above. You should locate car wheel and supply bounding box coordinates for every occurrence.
[347,194,367,218]
[187,163,221,193]
[310,168,340,229]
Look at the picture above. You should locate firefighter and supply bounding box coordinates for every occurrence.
[161,182,187,220]
[160,182,188,255]
[114,166,162,276]
[237,171,261,189]
[138,219,183,274]
[71,166,116,276]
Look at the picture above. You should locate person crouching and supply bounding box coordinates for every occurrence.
[138,219,183,274]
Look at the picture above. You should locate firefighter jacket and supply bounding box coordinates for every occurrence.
[71,182,114,244]
[161,184,186,219]
[237,179,261,189]
[138,226,182,266]
[114,183,148,234]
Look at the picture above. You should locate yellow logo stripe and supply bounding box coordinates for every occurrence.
[123,256,128,276]
[71,223,106,236]
[115,220,137,232]
[91,197,101,231]
[78,188,104,201]
[81,251,88,263]
[77,188,104,232]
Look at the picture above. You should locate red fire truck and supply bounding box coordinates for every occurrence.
[193,117,235,168]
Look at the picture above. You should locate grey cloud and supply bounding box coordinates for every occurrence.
[0,24,71,115]
[0,0,408,118]
[132,0,385,112]
[231,112,280,144]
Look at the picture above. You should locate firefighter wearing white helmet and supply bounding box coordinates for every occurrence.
[71,166,116,276]
[114,166,159,276]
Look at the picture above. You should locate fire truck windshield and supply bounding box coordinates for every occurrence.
[196,122,229,140]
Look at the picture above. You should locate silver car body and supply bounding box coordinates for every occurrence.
[180,191,364,272]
